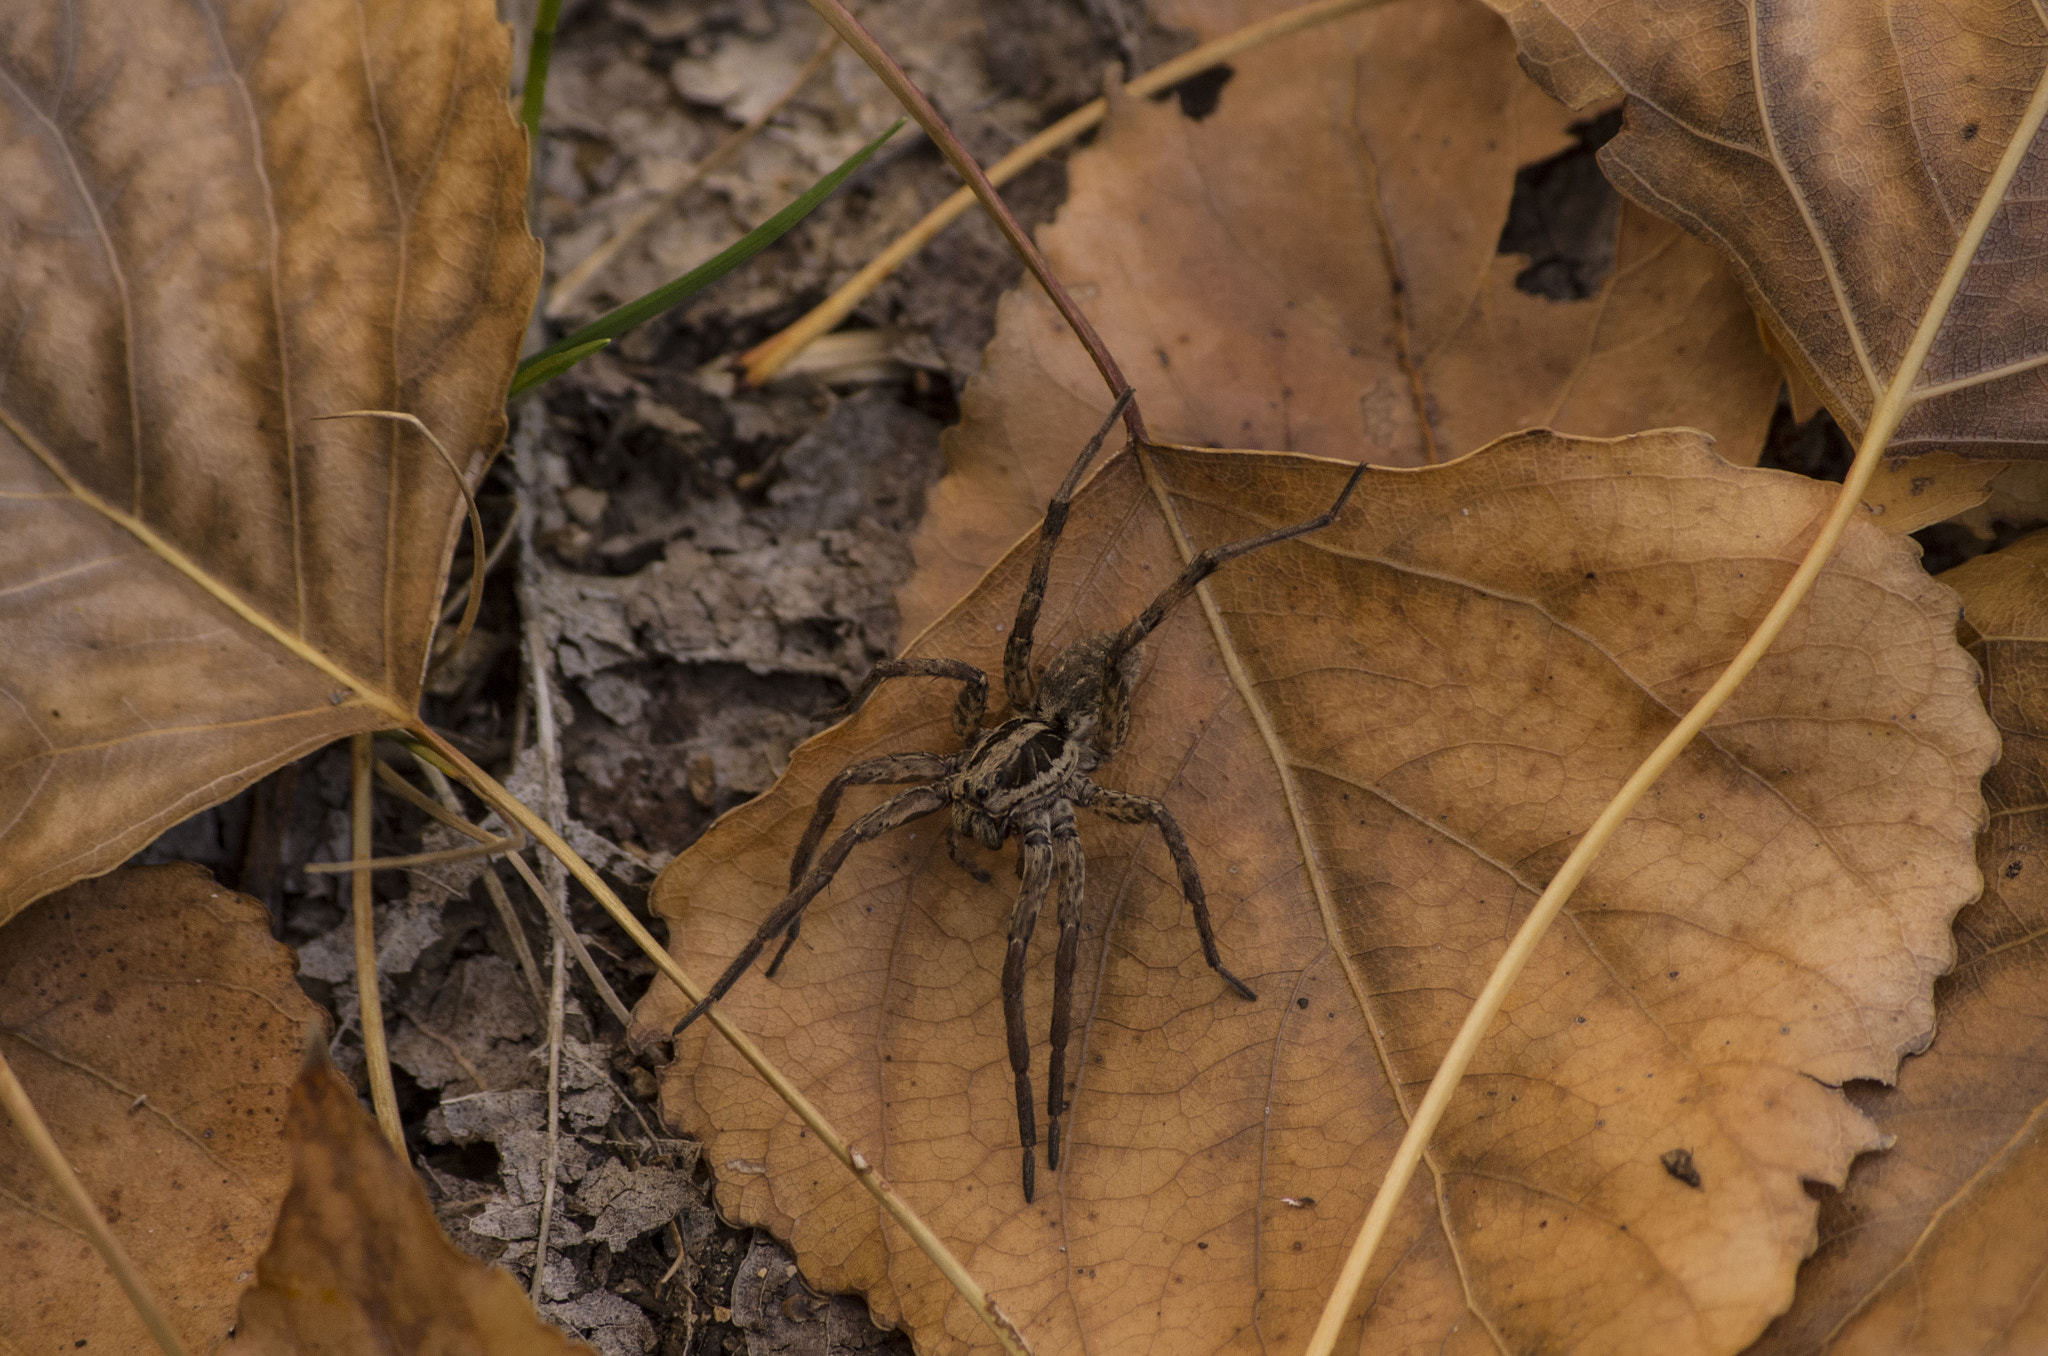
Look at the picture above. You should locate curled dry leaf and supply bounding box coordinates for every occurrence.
[222,1050,594,1355]
[636,432,1994,1354]
[0,0,541,921]
[0,864,319,1352]
[1744,531,2048,1356]
[898,0,1781,636]
[1484,0,2048,459]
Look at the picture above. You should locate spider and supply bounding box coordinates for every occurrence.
[669,391,1365,1202]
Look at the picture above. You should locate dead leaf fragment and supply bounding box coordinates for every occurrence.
[1485,0,2048,459]
[223,1051,595,1355]
[0,0,541,921]
[638,432,1993,1355]
[1744,531,2048,1355]
[0,864,319,1353]
[899,0,1781,636]
[1858,452,2005,535]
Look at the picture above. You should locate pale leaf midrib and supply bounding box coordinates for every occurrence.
[1130,445,1513,1353]
[0,403,410,726]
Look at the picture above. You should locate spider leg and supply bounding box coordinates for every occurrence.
[670,784,948,1037]
[1094,461,1366,756]
[788,752,954,894]
[835,658,989,742]
[773,751,955,976]
[1004,810,1058,1203]
[1004,389,1137,711]
[1078,783,1258,1001]
[947,823,994,884]
[1045,802,1085,1173]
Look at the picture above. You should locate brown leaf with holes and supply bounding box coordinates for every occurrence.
[1485,0,2048,459]
[635,431,1994,1354]
[221,1050,594,1355]
[0,864,319,1353]
[1741,531,2048,1356]
[0,0,541,922]
[897,0,1781,636]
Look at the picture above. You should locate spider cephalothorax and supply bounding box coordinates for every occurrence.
[670,391,1364,1201]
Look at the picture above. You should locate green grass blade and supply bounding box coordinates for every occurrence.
[519,0,564,144]
[509,338,608,397]
[513,118,905,394]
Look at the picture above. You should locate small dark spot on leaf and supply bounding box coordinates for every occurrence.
[1963,121,1980,140]
[2008,860,2024,879]
[1296,997,1309,1009]
[1662,1147,1702,1189]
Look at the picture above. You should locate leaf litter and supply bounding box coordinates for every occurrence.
[28,0,2040,1350]
[637,431,1994,1354]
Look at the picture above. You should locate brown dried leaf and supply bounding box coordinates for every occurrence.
[637,432,1993,1354]
[222,1051,594,1355]
[898,0,1781,636]
[0,864,319,1352]
[0,0,541,921]
[1857,452,2005,536]
[1743,531,2048,1355]
[1485,0,2048,459]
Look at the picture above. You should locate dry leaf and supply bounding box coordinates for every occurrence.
[1485,0,2048,459]
[223,1050,594,1355]
[0,864,319,1352]
[898,0,1781,636]
[1742,531,2048,1355]
[1858,452,2006,536]
[636,432,1993,1354]
[0,0,541,922]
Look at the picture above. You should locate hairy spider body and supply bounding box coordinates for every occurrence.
[670,392,1364,1202]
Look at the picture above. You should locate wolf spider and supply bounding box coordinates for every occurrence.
[669,391,1364,1201]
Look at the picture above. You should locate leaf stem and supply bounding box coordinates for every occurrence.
[1302,60,2048,1356]
[742,0,1385,386]
[799,0,1146,446]
[0,1046,192,1356]
[350,732,406,1152]
[412,724,1032,1356]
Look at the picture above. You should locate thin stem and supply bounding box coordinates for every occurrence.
[502,834,634,1029]
[412,723,1031,1356]
[0,1046,192,1356]
[1303,61,2048,1356]
[530,930,567,1304]
[743,0,1383,386]
[349,733,405,1152]
[404,757,549,1005]
[800,0,1146,445]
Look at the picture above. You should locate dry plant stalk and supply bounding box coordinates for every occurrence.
[0,1047,191,1356]
[349,732,405,1152]
[741,0,1386,385]
[1302,55,2048,1356]
[799,0,1144,444]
